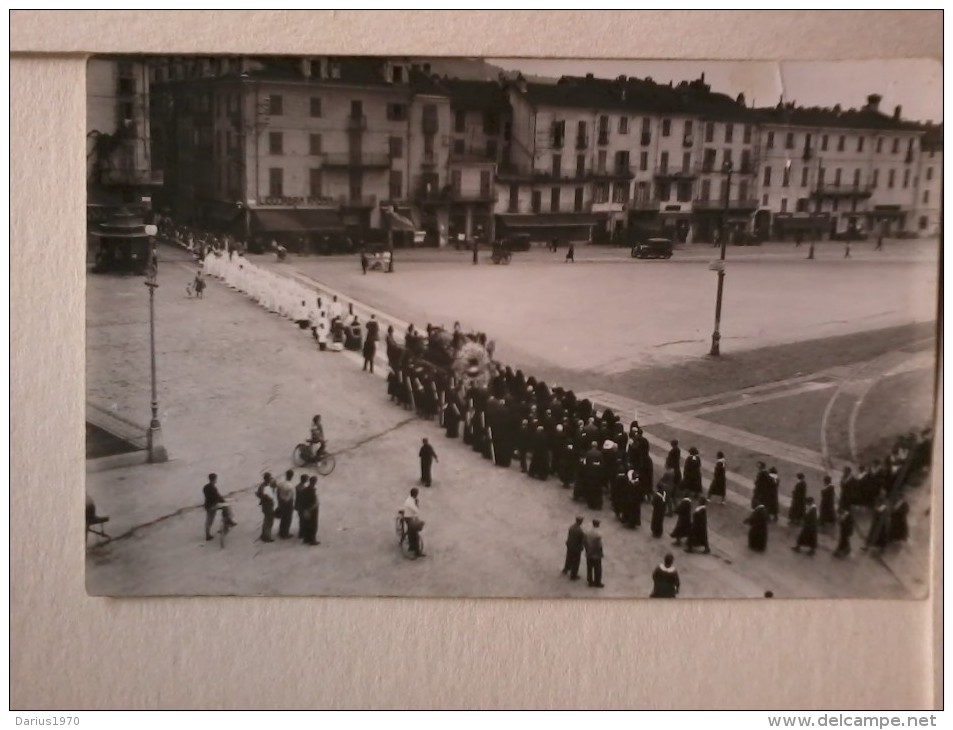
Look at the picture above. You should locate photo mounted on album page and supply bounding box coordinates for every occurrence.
[84,53,940,600]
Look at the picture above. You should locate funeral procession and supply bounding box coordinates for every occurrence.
[85,54,939,599]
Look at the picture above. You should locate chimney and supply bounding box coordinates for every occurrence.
[893,105,902,120]
[866,94,882,113]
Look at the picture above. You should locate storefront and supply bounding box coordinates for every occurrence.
[771,212,830,242]
[250,208,346,254]
[495,212,609,244]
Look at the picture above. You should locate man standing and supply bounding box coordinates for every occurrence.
[298,476,320,546]
[819,475,837,527]
[472,239,479,265]
[363,315,379,373]
[294,474,310,541]
[584,519,605,588]
[202,473,236,541]
[562,516,585,580]
[565,243,575,263]
[665,440,683,490]
[275,469,296,539]
[419,438,438,487]
[360,250,369,275]
[402,488,425,559]
[255,472,276,543]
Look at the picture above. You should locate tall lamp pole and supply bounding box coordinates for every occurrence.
[709,160,733,357]
[144,229,168,463]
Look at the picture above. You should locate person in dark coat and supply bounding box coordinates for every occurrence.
[792,497,818,555]
[419,438,438,487]
[294,474,309,540]
[685,497,711,554]
[670,496,693,546]
[650,486,667,538]
[833,507,855,558]
[682,447,702,495]
[765,467,781,521]
[744,504,769,552]
[864,498,891,552]
[621,469,642,529]
[657,466,678,516]
[751,462,770,510]
[888,498,909,542]
[708,451,727,503]
[788,473,808,524]
[562,516,585,580]
[819,476,837,527]
[839,466,858,511]
[610,470,628,521]
[638,451,654,501]
[529,426,550,480]
[650,553,681,598]
[665,440,682,488]
[443,393,461,438]
[298,476,319,545]
[516,419,531,473]
[559,443,578,491]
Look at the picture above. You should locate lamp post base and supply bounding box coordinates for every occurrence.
[709,332,721,358]
[147,420,169,463]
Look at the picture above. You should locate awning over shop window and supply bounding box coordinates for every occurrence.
[251,208,345,234]
[496,213,607,228]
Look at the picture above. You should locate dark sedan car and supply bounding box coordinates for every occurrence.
[631,237,674,259]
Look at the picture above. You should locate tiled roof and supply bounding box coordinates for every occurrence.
[518,75,756,121]
[753,104,924,132]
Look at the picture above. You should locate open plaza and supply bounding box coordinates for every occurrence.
[85,237,938,599]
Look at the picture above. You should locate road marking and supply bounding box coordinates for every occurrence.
[683,380,837,417]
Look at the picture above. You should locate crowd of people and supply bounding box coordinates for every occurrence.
[384,323,933,580]
[166,222,932,594]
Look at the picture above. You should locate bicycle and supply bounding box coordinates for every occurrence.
[395,511,425,558]
[292,443,336,475]
[215,502,235,549]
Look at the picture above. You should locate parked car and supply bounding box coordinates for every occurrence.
[631,237,673,259]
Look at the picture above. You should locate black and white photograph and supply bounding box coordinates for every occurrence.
[85,53,940,599]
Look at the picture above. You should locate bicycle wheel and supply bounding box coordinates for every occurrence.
[395,516,405,543]
[292,444,309,467]
[316,453,336,476]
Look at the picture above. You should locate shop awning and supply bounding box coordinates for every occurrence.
[251,208,345,234]
[384,208,416,232]
[497,213,607,228]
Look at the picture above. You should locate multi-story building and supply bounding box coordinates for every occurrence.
[87,56,161,216]
[754,95,923,240]
[914,124,942,237]
[496,74,756,243]
[151,56,454,249]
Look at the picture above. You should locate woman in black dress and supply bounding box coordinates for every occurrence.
[682,447,703,495]
[708,451,727,503]
[744,504,769,552]
[788,473,807,524]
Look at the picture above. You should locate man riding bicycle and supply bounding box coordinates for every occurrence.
[306,414,326,462]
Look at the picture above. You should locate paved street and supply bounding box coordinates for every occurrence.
[86,240,938,598]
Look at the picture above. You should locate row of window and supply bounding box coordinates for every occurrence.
[762,164,914,189]
[453,109,501,135]
[260,94,412,122]
[260,131,408,158]
[265,167,493,201]
[764,129,916,155]
[553,117,755,143]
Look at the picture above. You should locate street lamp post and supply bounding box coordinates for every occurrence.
[709,160,733,357]
[144,232,168,463]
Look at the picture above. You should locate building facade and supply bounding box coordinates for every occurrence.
[143,58,940,248]
[914,125,942,237]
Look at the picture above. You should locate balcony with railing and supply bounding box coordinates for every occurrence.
[338,194,377,208]
[692,198,760,211]
[654,165,697,180]
[496,164,589,183]
[810,183,874,199]
[626,197,661,212]
[591,165,635,181]
[346,114,367,132]
[100,168,164,186]
[322,153,392,169]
